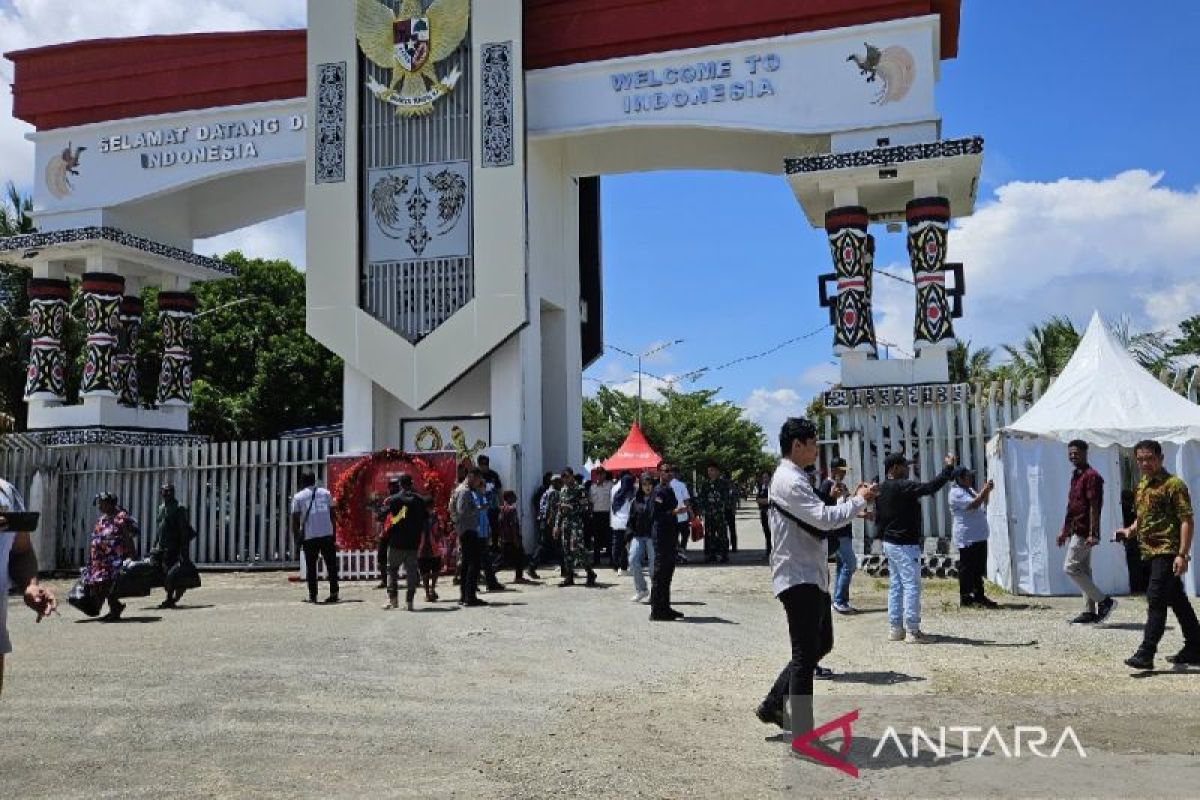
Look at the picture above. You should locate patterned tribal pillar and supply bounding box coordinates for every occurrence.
[825,205,877,355]
[80,273,126,397]
[117,295,144,407]
[907,197,957,350]
[157,292,196,407]
[23,278,70,401]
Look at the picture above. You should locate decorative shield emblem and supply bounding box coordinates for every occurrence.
[393,16,431,72]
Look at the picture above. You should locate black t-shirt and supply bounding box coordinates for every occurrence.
[649,484,679,540]
[818,479,853,539]
[381,491,430,550]
[875,466,954,546]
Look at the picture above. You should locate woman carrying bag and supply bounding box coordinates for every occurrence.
[81,492,138,621]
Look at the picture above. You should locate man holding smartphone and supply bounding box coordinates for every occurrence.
[1,477,58,695]
[948,467,999,608]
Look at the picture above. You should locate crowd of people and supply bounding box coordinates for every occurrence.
[2,420,1196,717]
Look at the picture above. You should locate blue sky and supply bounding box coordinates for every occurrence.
[2,1,1198,434]
[589,1,1200,432]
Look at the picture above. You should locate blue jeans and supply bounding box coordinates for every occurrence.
[883,542,922,631]
[628,536,655,595]
[833,536,857,607]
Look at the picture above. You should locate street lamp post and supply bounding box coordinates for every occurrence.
[607,339,683,425]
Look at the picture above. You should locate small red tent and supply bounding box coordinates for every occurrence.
[602,422,663,474]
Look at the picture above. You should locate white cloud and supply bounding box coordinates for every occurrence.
[948,170,1200,348]
[741,362,838,439]
[196,211,306,269]
[0,0,305,188]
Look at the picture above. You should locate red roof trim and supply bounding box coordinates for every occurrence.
[6,1,960,131]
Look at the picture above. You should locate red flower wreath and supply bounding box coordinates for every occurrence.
[331,449,450,551]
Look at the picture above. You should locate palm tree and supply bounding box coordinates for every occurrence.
[1109,314,1174,372]
[0,182,34,236]
[948,340,996,383]
[1002,316,1080,380]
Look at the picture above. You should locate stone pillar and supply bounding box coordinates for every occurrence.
[80,273,126,397]
[156,292,196,407]
[117,295,144,408]
[825,205,877,356]
[907,197,956,351]
[23,278,70,402]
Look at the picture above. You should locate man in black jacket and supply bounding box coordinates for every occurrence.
[876,452,956,643]
[377,475,430,611]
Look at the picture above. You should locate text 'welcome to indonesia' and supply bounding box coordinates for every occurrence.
[610,54,781,115]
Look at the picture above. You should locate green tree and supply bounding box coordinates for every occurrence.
[948,340,996,383]
[582,385,768,482]
[1169,314,1200,360]
[1001,316,1080,379]
[1109,314,1173,372]
[0,183,35,428]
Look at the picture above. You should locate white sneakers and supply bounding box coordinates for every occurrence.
[888,627,906,641]
[890,627,932,642]
[631,591,649,603]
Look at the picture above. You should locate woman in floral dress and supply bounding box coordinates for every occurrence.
[82,493,137,621]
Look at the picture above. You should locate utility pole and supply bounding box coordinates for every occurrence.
[607,340,683,426]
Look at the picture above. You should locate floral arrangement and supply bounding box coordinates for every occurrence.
[331,449,450,551]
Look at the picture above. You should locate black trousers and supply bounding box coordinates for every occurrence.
[759,508,771,558]
[958,541,988,602]
[529,525,560,571]
[591,512,611,564]
[676,520,690,550]
[505,538,526,579]
[725,507,738,552]
[1140,554,1200,656]
[459,533,481,603]
[650,529,677,615]
[302,535,339,600]
[764,584,834,734]
[1124,539,1150,594]
[376,538,388,580]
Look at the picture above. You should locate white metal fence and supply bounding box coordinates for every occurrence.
[0,434,342,568]
[823,368,1199,552]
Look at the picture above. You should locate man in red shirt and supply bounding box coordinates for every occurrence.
[1056,440,1116,624]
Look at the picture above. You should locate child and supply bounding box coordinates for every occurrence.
[498,490,534,584]
[418,514,445,603]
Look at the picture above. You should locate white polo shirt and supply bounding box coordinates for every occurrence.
[670,478,690,523]
[291,486,334,540]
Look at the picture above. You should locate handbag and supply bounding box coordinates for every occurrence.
[67,580,104,617]
[688,516,704,542]
[166,559,202,591]
[112,558,157,599]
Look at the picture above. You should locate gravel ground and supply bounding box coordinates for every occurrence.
[3,512,1199,799]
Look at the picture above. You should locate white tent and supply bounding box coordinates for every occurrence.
[987,312,1200,597]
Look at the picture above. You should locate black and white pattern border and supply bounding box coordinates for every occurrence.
[785,137,985,175]
[0,227,236,276]
[480,42,514,168]
[26,427,209,448]
[823,383,970,410]
[315,62,347,184]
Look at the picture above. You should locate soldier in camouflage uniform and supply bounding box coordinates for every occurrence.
[698,462,736,563]
[553,468,597,587]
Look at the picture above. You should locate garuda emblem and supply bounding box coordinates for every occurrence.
[356,0,470,117]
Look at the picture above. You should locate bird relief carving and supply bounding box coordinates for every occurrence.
[846,42,916,105]
[367,161,470,262]
[46,143,86,199]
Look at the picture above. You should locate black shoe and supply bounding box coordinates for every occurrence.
[1166,646,1200,665]
[322,596,340,604]
[465,598,489,607]
[486,583,508,592]
[666,608,684,619]
[976,597,1001,609]
[1124,652,1154,671]
[718,555,730,564]
[1094,597,1117,624]
[813,665,835,680]
[649,613,677,622]
[527,569,540,580]
[755,703,790,731]
[960,597,977,608]
[558,576,575,587]
[305,596,318,604]
[585,571,597,587]
[1069,612,1098,624]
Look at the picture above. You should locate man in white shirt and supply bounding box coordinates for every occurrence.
[670,466,693,564]
[290,472,339,604]
[755,418,875,736]
[588,468,615,567]
[948,467,998,608]
[1,477,57,695]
